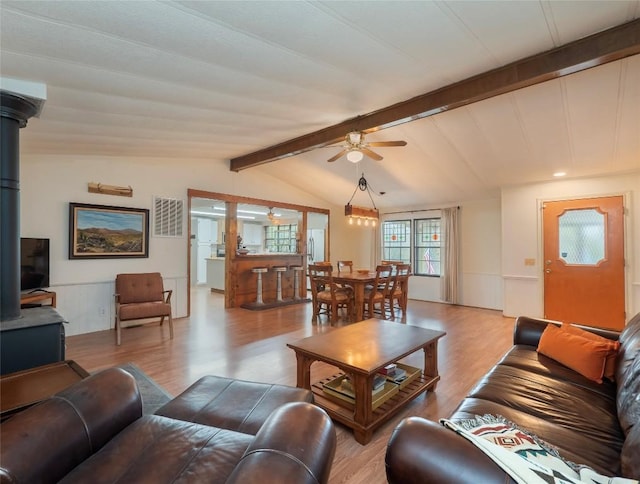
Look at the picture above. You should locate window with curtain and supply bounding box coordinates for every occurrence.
[414,218,442,276]
[381,220,411,263]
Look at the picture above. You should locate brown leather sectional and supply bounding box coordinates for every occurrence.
[386,313,640,483]
[0,368,336,483]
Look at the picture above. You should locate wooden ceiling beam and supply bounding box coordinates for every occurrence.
[230,19,640,172]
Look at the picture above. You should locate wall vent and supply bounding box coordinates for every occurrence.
[153,196,184,237]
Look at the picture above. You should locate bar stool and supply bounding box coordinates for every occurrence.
[251,267,268,304]
[272,266,288,302]
[290,265,304,300]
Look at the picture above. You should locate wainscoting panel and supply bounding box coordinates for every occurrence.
[502,275,541,319]
[461,272,503,310]
[51,276,187,336]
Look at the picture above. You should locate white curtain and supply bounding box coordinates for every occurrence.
[440,207,460,304]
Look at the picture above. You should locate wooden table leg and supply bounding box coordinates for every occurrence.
[353,282,365,322]
[351,372,373,444]
[295,353,314,389]
[353,428,374,445]
[423,341,439,390]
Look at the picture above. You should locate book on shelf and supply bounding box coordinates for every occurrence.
[373,374,386,390]
[379,363,397,375]
[322,374,386,400]
[379,367,407,383]
[342,375,386,394]
[322,373,401,411]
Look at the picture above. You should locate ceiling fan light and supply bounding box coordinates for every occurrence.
[346,149,364,163]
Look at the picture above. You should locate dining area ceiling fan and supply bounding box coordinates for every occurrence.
[326,131,407,163]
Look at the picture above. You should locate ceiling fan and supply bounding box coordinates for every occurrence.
[326,131,407,163]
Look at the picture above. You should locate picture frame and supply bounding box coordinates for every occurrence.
[69,202,149,259]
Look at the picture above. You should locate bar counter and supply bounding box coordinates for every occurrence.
[230,253,306,308]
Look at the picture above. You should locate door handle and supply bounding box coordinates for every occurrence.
[545,269,551,274]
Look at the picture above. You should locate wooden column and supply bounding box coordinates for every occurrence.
[224,201,238,309]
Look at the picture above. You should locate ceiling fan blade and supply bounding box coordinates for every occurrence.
[367,140,407,147]
[361,148,383,161]
[327,149,347,162]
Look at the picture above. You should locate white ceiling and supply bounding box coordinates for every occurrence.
[1,1,639,209]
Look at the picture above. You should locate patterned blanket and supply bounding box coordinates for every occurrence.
[441,415,638,484]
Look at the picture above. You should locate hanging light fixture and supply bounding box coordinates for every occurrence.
[346,149,364,163]
[267,207,278,224]
[345,173,379,227]
[345,132,364,163]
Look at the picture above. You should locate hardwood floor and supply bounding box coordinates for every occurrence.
[66,286,515,484]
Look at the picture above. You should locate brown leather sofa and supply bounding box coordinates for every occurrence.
[0,368,336,483]
[386,313,640,483]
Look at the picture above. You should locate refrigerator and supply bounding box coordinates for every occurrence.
[307,229,325,264]
[307,229,325,289]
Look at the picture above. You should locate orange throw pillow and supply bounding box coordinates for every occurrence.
[561,323,620,382]
[537,324,611,383]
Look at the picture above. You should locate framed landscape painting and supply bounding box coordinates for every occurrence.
[69,203,149,259]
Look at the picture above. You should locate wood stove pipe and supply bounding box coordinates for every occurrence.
[0,91,40,321]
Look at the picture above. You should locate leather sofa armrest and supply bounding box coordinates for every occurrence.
[513,316,558,346]
[0,368,142,483]
[385,417,517,484]
[513,316,621,347]
[225,402,336,484]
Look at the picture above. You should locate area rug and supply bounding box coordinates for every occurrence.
[116,363,172,415]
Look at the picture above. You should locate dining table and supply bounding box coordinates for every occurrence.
[331,270,377,322]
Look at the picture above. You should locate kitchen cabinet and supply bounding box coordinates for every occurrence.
[206,258,225,291]
[242,223,263,246]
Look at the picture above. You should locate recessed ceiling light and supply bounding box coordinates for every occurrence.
[553,171,567,177]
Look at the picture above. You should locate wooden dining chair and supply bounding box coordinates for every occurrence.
[363,265,393,320]
[114,272,174,345]
[381,260,403,275]
[385,263,411,320]
[337,261,353,273]
[308,264,354,324]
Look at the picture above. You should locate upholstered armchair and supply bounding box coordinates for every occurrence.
[114,272,173,345]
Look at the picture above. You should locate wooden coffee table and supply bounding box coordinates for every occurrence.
[287,318,446,444]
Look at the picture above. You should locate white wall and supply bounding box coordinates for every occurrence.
[19,154,334,335]
[501,172,640,321]
[330,216,377,269]
[460,199,503,309]
[378,198,503,310]
[23,153,634,334]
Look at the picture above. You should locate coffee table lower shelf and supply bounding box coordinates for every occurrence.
[311,372,439,444]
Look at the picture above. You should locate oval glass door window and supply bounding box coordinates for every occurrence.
[558,208,605,265]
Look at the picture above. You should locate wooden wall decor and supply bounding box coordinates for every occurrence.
[88,182,133,197]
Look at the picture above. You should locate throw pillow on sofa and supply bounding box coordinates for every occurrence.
[561,323,620,381]
[537,324,612,383]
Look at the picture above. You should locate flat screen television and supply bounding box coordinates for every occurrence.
[20,237,50,292]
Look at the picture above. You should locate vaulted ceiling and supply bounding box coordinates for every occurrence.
[2,1,639,209]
